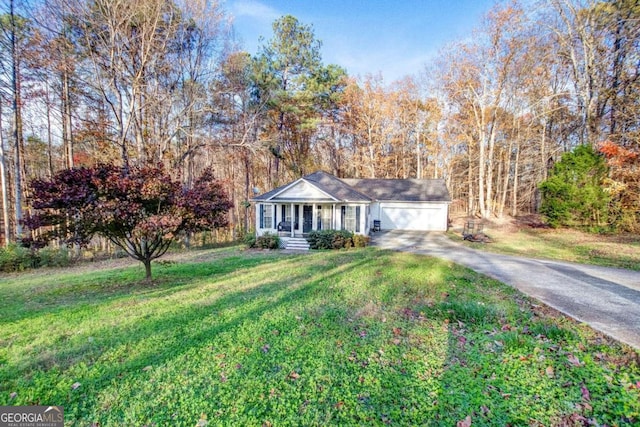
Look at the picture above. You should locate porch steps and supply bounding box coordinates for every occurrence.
[285,237,310,251]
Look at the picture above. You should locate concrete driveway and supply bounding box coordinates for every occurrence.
[371,230,640,350]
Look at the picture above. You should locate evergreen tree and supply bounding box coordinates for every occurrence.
[539,145,610,229]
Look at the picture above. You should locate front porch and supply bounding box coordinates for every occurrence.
[256,202,369,237]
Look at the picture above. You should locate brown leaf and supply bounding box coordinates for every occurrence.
[393,327,402,336]
[567,354,583,367]
[545,366,555,378]
[335,401,345,409]
[288,371,300,381]
[581,384,591,401]
[456,415,472,427]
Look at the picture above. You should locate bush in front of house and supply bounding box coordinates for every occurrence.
[307,230,369,250]
[243,232,257,248]
[353,234,370,248]
[246,232,281,250]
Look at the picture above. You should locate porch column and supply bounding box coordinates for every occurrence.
[332,204,336,230]
[312,204,317,231]
[290,203,294,237]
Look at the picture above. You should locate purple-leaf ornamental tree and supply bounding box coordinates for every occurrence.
[25,164,232,281]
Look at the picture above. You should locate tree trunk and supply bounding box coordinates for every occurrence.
[484,120,497,218]
[0,101,10,246]
[143,258,152,282]
[467,143,474,216]
[10,0,24,239]
[61,67,74,168]
[511,143,520,217]
[46,85,55,178]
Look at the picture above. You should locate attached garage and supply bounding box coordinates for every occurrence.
[380,204,447,231]
[379,203,448,231]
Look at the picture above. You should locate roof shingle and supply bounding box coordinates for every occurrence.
[252,171,451,203]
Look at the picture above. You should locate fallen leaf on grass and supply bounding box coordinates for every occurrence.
[456,415,471,427]
[545,366,555,378]
[393,327,402,336]
[142,365,152,371]
[9,392,17,400]
[261,344,270,353]
[195,413,208,427]
[567,354,583,366]
[288,371,300,381]
[71,382,81,390]
[581,384,591,401]
[335,401,345,409]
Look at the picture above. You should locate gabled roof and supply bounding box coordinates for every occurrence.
[342,178,451,202]
[252,171,450,203]
[304,171,372,202]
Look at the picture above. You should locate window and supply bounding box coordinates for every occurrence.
[260,204,274,229]
[342,206,356,232]
[322,206,333,230]
[341,206,361,232]
[281,205,292,223]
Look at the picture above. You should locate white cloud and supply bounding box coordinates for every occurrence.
[231,0,280,23]
[328,40,435,83]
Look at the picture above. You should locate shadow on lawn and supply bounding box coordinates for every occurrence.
[4,251,371,397]
[0,251,284,324]
[5,248,637,425]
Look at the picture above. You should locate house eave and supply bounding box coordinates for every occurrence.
[375,199,452,203]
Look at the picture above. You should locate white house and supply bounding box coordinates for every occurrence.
[252,171,451,248]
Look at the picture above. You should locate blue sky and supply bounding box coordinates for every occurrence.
[227,0,497,82]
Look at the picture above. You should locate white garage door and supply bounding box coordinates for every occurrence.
[380,206,446,231]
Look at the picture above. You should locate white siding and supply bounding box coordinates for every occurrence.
[274,181,330,200]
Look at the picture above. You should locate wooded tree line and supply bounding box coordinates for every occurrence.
[1,0,639,247]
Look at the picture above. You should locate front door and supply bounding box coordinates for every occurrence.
[303,205,313,233]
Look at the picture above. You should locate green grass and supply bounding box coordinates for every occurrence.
[1,246,639,426]
[451,226,640,270]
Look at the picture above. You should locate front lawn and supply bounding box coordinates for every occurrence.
[452,223,640,271]
[1,247,638,426]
